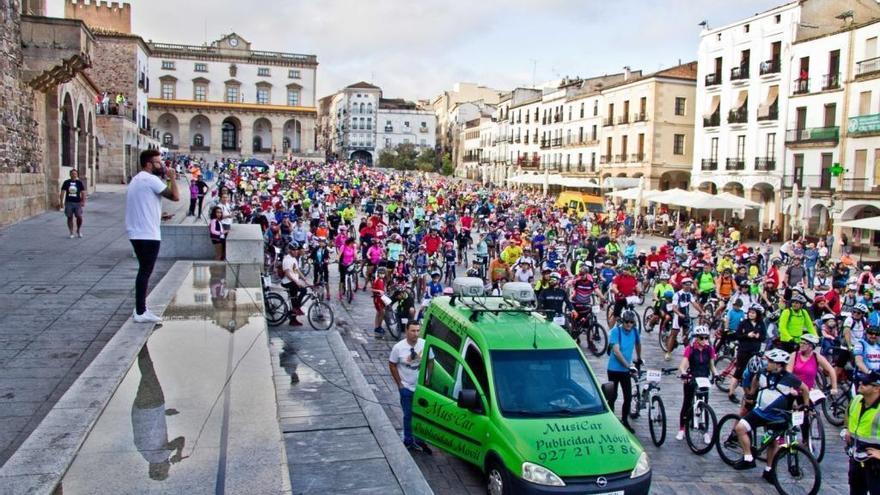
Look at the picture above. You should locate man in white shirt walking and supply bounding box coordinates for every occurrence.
[389,321,433,453]
[125,150,179,323]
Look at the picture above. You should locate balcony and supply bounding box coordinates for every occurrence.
[757,105,778,122]
[725,158,745,171]
[783,174,833,191]
[705,73,721,87]
[730,65,750,81]
[20,16,95,91]
[822,73,840,90]
[849,114,880,137]
[703,113,720,128]
[514,137,521,143]
[600,155,611,164]
[614,154,626,163]
[617,115,629,125]
[629,153,645,163]
[540,139,550,149]
[419,127,428,133]
[759,59,781,75]
[632,112,647,123]
[552,138,563,148]
[856,56,880,78]
[754,157,776,171]
[793,77,810,95]
[603,117,614,126]
[701,159,718,171]
[728,107,748,124]
[785,126,839,144]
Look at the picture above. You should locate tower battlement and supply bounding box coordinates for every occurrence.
[64,0,131,34]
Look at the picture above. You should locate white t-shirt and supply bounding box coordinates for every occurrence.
[125,171,167,240]
[389,337,433,392]
[281,254,302,285]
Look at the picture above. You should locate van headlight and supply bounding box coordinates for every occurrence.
[522,462,565,486]
[630,451,650,478]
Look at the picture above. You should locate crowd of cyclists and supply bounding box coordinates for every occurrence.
[184,156,880,494]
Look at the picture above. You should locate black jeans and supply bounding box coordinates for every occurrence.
[188,197,196,215]
[196,196,205,217]
[607,370,632,426]
[849,458,880,495]
[131,239,160,315]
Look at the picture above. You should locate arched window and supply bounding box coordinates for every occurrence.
[360,102,365,114]
[282,137,290,152]
[367,103,373,114]
[162,133,173,145]
[193,134,204,146]
[253,135,263,152]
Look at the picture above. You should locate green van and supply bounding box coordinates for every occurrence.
[412,292,651,495]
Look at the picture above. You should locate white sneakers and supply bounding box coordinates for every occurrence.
[133,310,162,323]
[675,430,685,441]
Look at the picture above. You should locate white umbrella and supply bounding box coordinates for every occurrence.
[559,176,601,188]
[543,168,549,196]
[715,191,761,209]
[801,186,812,221]
[606,187,649,200]
[635,176,645,214]
[838,216,880,230]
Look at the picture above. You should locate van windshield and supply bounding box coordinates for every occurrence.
[491,349,606,418]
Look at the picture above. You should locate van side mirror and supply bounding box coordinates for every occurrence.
[601,382,617,405]
[457,389,482,412]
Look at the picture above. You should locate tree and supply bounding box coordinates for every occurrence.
[378,149,397,169]
[440,153,454,176]
[416,147,436,172]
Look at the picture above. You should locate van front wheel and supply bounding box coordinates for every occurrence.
[486,458,510,495]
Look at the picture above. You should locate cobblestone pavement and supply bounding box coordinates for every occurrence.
[316,234,851,495]
[0,185,179,467]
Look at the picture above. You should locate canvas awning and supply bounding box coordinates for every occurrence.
[758,85,778,118]
[838,216,880,231]
[733,90,748,110]
[602,177,642,189]
[703,95,721,119]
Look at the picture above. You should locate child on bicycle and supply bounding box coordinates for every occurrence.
[675,325,717,441]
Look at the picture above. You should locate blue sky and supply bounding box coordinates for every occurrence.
[50,0,783,100]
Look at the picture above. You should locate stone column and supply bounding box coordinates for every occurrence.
[177,112,190,152]
[239,116,254,157]
[271,117,284,158]
[301,118,316,153]
[210,115,223,156]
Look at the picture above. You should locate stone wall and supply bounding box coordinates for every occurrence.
[64,0,131,34]
[0,0,44,173]
[0,172,48,226]
[96,114,138,183]
[86,34,136,102]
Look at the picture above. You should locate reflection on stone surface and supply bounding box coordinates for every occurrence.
[60,264,285,494]
[132,346,187,481]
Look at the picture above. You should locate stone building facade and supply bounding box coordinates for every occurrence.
[1,0,99,226]
[148,33,319,161]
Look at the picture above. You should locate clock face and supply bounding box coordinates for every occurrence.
[229,38,239,47]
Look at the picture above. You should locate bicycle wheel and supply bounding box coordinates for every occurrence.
[805,413,825,463]
[584,323,608,357]
[642,306,656,333]
[659,324,672,353]
[823,388,848,427]
[307,301,335,331]
[715,413,744,466]
[384,307,402,339]
[346,274,355,304]
[264,293,289,326]
[648,395,667,447]
[685,402,717,455]
[772,444,821,495]
[713,355,733,392]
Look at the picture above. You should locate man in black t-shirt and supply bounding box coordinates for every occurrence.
[59,169,86,238]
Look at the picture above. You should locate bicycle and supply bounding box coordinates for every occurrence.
[711,328,739,393]
[681,374,718,455]
[659,314,692,353]
[716,410,821,495]
[262,273,289,327]
[567,303,608,357]
[343,261,361,304]
[300,284,335,330]
[383,286,415,340]
[630,367,677,446]
[816,351,852,427]
[606,295,643,333]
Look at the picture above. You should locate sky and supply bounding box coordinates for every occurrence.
[49,0,784,101]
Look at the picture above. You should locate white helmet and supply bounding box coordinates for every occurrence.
[692,325,710,338]
[764,348,791,364]
[800,333,820,346]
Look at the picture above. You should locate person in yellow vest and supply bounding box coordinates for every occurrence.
[846,370,880,494]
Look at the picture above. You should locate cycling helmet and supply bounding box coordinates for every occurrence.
[620,310,637,324]
[430,271,441,277]
[466,268,480,277]
[791,294,807,305]
[549,272,562,281]
[847,283,858,291]
[692,325,710,338]
[764,348,791,364]
[821,313,836,322]
[749,303,764,314]
[681,277,694,285]
[584,260,594,268]
[287,241,301,250]
[854,303,869,314]
[747,355,764,375]
[867,326,880,335]
[800,333,820,346]
[659,272,670,280]
[865,370,880,385]
[664,290,674,300]
[445,241,454,247]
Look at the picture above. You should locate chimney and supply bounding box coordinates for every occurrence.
[623,66,631,81]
